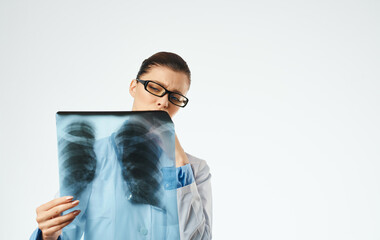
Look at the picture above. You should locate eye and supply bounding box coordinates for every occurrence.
[151,86,160,92]
[170,95,180,102]
[147,83,162,93]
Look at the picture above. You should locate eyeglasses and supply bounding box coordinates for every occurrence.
[136,79,189,108]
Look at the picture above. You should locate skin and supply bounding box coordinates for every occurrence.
[129,65,190,167]
[129,65,190,119]
[36,197,80,240]
[36,65,191,240]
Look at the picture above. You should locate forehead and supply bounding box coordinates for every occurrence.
[141,65,190,94]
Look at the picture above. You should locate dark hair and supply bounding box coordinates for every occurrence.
[136,52,191,86]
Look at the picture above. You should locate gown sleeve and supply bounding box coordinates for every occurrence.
[177,154,213,240]
[29,228,41,240]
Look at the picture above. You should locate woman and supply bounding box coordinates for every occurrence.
[30,52,213,240]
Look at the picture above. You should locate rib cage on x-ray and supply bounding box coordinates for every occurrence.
[59,119,165,206]
[115,118,163,208]
[56,111,180,239]
[59,120,167,208]
[59,121,97,197]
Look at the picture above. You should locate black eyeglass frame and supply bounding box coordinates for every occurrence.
[136,78,189,108]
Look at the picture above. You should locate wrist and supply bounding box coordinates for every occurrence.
[42,233,59,240]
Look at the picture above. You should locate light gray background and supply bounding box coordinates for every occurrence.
[1,0,379,239]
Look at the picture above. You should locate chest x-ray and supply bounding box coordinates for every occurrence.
[56,111,179,239]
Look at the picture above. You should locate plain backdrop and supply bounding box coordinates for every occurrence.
[0,0,379,239]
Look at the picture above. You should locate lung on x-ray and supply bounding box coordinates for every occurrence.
[55,111,180,239]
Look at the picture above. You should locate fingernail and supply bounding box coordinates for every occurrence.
[73,210,81,215]
[72,200,80,205]
[66,196,74,201]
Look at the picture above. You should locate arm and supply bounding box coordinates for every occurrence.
[174,134,212,240]
[177,155,213,240]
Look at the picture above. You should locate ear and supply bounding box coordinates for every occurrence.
[129,79,138,98]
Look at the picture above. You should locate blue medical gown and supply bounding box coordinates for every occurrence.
[30,130,195,240]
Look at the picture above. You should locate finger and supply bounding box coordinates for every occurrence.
[38,200,80,222]
[40,210,80,230]
[44,200,80,221]
[36,196,74,212]
[43,213,78,236]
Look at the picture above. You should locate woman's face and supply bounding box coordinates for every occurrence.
[129,65,190,118]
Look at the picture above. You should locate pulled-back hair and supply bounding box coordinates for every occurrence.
[136,52,191,86]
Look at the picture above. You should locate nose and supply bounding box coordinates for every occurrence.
[156,95,169,109]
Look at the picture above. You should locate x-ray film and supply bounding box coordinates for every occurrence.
[55,111,180,239]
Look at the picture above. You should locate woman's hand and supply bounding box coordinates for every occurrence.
[175,133,190,167]
[35,196,80,240]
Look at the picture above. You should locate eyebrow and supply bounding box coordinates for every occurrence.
[150,79,184,95]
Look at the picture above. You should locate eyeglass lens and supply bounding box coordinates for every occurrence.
[146,82,187,107]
